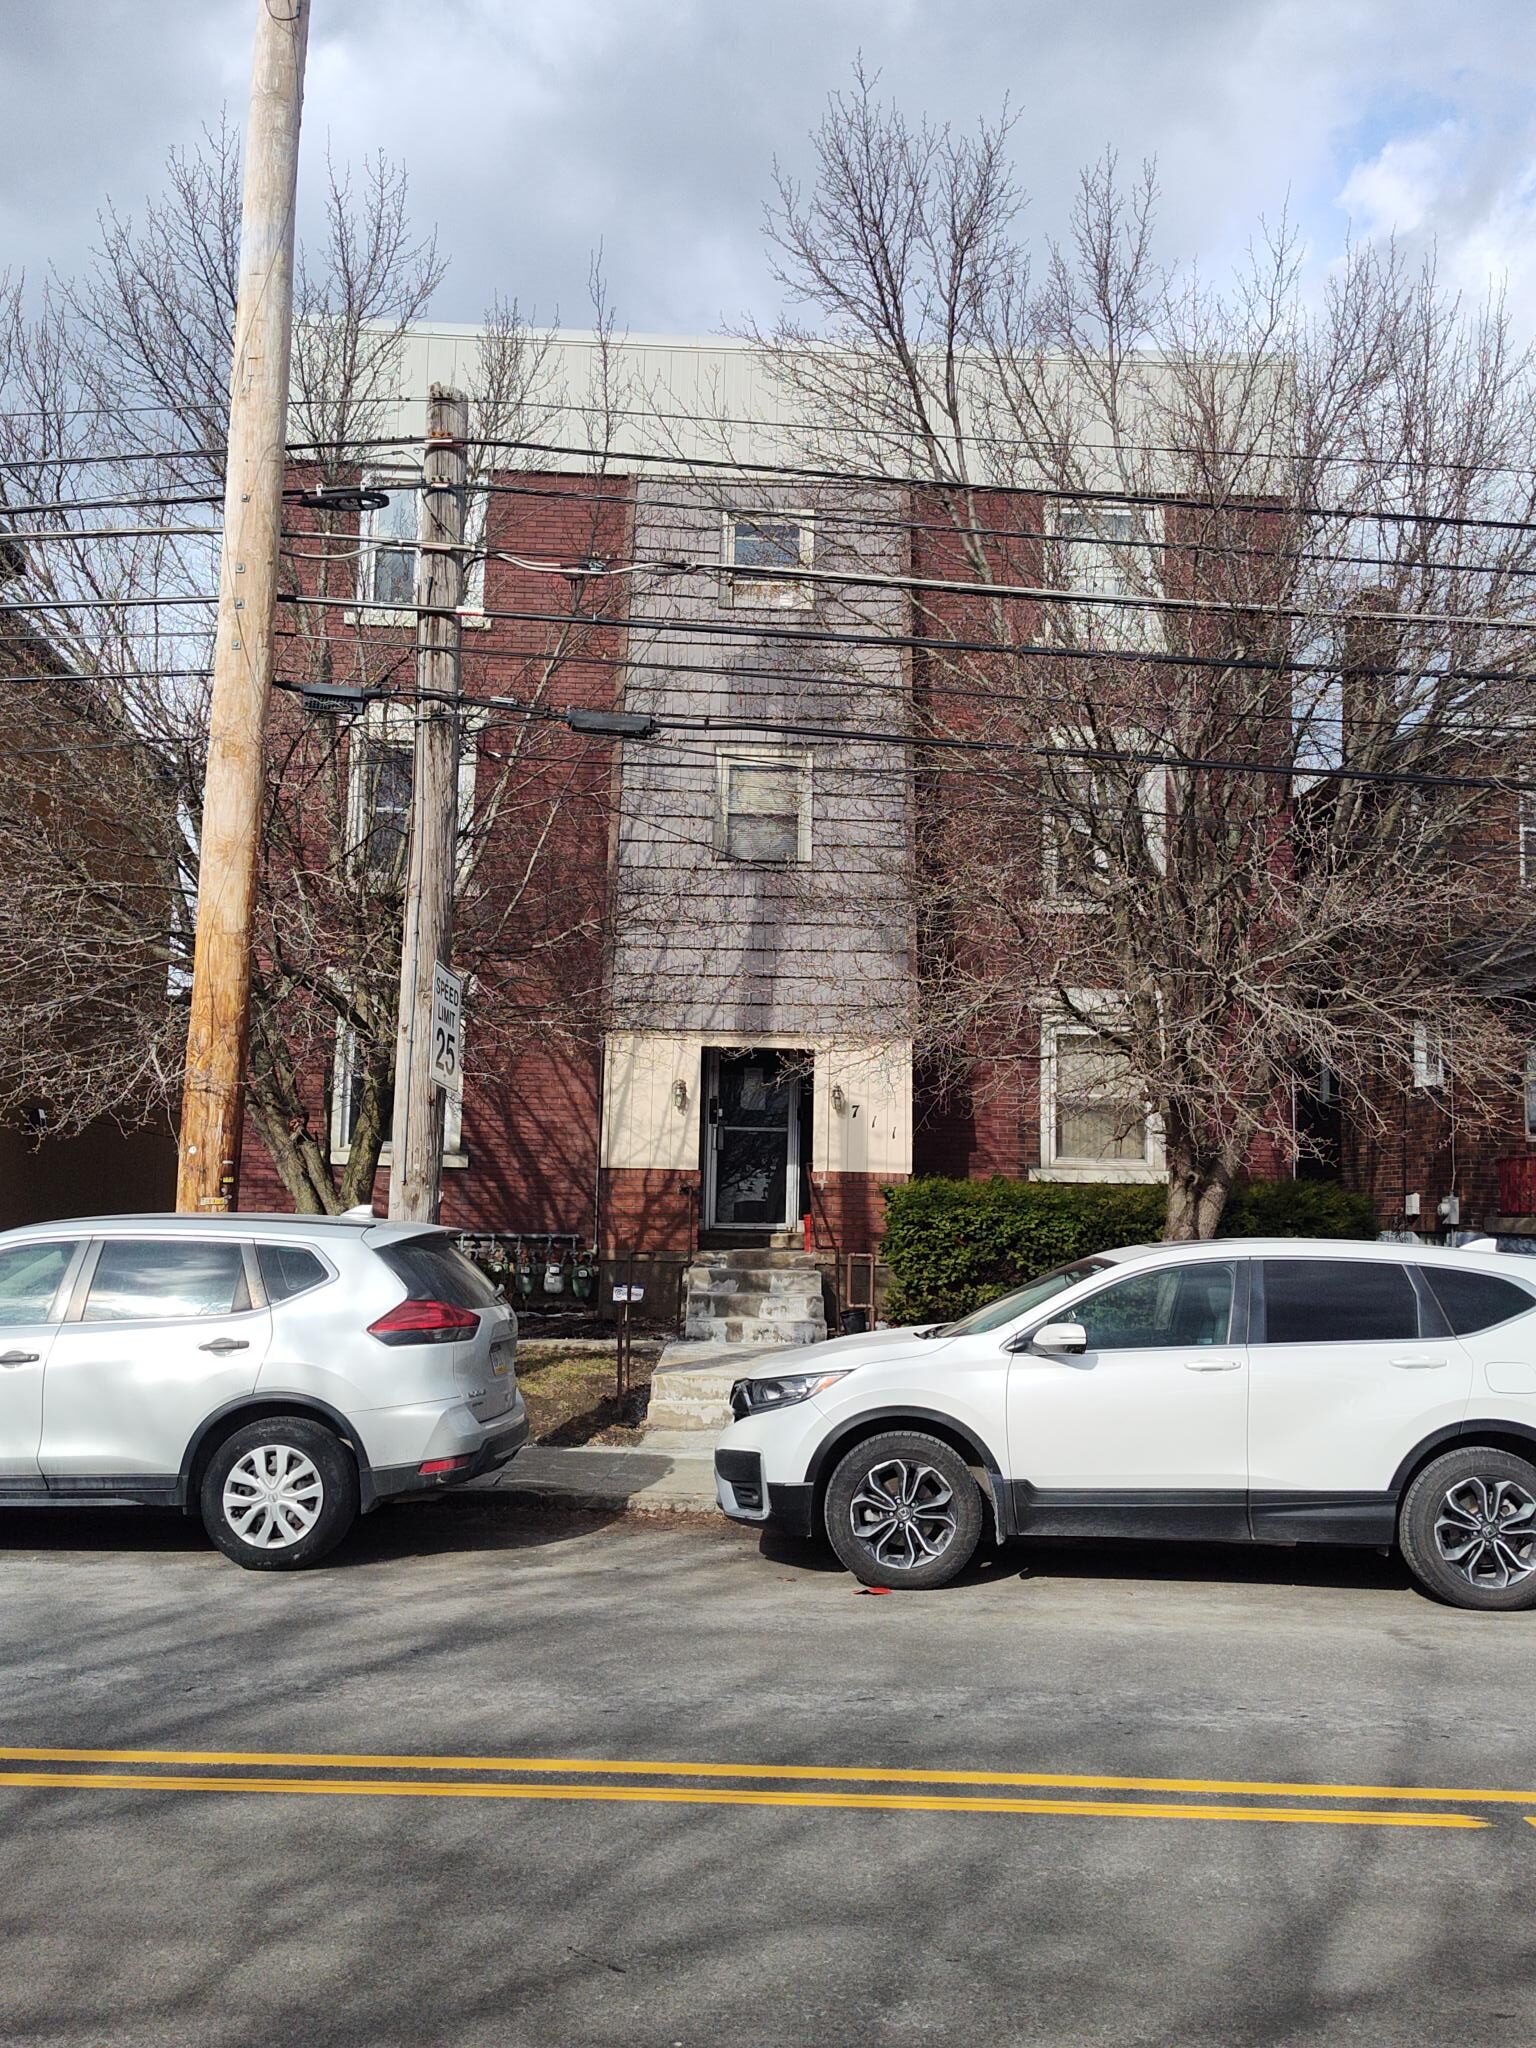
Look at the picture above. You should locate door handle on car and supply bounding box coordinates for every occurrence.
[1391,1356,1447,1369]
[199,1338,250,1355]
[0,1350,38,1367]
[1184,1358,1242,1372]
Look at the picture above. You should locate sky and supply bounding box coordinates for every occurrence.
[6,0,1536,341]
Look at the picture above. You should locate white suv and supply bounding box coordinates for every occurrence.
[0,1212,527,1569]
[715,1237,1536,1610]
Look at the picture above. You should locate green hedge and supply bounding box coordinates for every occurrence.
[881,1176,1377,1324]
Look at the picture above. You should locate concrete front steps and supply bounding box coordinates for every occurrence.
[683,1247,828,1349]
[646,1250,830,1434]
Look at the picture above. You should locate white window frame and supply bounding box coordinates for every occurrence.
[1041,741,1168,904]
[1036,1011,1165,1184]
[1520,785,1536,886]
[1524,1048,1536,1141]
[721,508,815,610]
[1050,499,1164,652]
[715,747,812,865]
[329,1014,465,1168]
[346,703,480,882]
[1412,1020,1448,1091]
[352,470,488,627]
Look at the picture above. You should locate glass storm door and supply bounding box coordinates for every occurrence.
[705,1054,800,1230]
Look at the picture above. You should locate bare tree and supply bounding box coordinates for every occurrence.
[0,134,630,1212]
[751,75,1536,1236]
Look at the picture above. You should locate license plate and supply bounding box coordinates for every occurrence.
[490,1341,515,1377]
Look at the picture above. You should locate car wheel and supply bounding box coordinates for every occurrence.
[1398,1446,1536,1611]
[200,1416,359,1572]
[824,1431,984,1589]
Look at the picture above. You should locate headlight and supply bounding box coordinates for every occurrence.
[730,1369,851,1418]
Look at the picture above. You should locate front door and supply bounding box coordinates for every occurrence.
[1006,1258,1250,1539]
[704,1052,801,1232]
[0,1238,83,1487]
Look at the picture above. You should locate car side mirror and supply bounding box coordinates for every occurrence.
[1028,1320,1089,1356]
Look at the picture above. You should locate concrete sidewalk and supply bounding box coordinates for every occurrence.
[463,1432,720,1517]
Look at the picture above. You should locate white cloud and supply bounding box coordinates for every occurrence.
[1338,122,1467,240]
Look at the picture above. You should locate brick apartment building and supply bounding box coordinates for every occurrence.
[235,327,1536,1259]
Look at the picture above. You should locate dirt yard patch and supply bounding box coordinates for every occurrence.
[514,1341,659,1446]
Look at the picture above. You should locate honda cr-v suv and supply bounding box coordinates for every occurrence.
[715,1237,1536,1609]
[0,1213,526,1568]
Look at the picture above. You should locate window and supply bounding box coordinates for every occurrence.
[717,752,811,863]
[1041,745,1166,901]
[358,473,486,617]
[353,738,414,880]
[1524,1048,1536,1141]
[257,1244,329,1304]
[942,1258,1112,1336]
[1259,1258,1418,1344]
[1043,761,1113,899]
[377,1236,502,1310]
[0,1241,77,1326]
[1521,788,1536,886]
[1073,1263,1236,1351]
[82,1240,250,1323]
[330,1023,462,1164]
[1421,1266,1535,1336]
[1412,1020,1447,1091]
[722,510,814,608]
[1040,1022,1161,1179]
[1053,501,1161,650]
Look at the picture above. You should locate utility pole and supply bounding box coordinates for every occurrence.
[176,0,310,1212]
[388,386,469,1222]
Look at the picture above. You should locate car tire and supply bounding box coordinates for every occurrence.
[1398,1445,1536,1611]
[824,1430,984,1589]
[199,1416,360,1572]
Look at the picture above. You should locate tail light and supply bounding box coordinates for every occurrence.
[367,1298,479,1346]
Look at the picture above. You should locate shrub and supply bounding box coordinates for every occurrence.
[880,1175,1376,1324]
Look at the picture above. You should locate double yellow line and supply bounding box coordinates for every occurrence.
[0,1744,1522,1829]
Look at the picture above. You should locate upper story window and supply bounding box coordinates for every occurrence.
[1052,500,1162,651]
[1412,1019,1448,1091]
[346,706,481,886]
[358,473,487,618]
[1520,788,1536,885]
[1042,748,1167,902]
[716,750,811,863]
[722,510,814,609]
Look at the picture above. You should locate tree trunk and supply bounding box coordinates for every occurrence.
[1162,1120,1242,1242]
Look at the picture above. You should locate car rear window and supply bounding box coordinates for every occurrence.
[258,1244,330,1304]
[82,1240,250,1322]
[1421,1266,1535,1336]
[377,1237,501,1309]
[1259,1258,1419,1344]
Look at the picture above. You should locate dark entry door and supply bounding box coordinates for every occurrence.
[705,1053,801,1231]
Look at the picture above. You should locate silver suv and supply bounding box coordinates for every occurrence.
[0,1212,527,1569]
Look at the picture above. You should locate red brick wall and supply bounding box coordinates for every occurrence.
[600,1168,701,1254]
[808,1171,905,1254]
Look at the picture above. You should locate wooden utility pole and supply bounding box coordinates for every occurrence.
[388,386,469,1222]
[176,0,310,1212]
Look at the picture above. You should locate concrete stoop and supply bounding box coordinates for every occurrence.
[682,1247,828,1350]
[643,1341,761,1433]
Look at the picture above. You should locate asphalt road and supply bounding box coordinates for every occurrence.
[0,1499,1534,2048]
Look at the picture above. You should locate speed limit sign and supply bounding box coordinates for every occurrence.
[429,963,465,1092]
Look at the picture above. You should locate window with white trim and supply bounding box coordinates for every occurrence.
[1041,747,1167,901]
[1412,1020,1447,1091]
[1053,500,1162,651]
[347,707,480,884]
[330,1019,464,1166]
[1522,1048,1536,1141]
[1039,1020,1163,1181]
[1520,787,1536,885]
[722,510,814,608]
[716,750,811,864]
[358,473,486,618]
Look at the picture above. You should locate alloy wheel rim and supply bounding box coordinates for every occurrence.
[849,1457,958,1571]
[1433,1474,1536,1591]
[223,1445,324,1550]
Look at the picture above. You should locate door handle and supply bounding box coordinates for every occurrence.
[0,1350,39,1367]
[199,1338,250,1355]
[1391,1357,1447,1369]
[1184,1358,1241,1372]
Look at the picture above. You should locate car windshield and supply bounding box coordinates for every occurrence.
[931,1258,1113,1337]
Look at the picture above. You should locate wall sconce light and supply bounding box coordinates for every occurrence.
[830,1084,847,1116]
[673,1078,689,1112]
